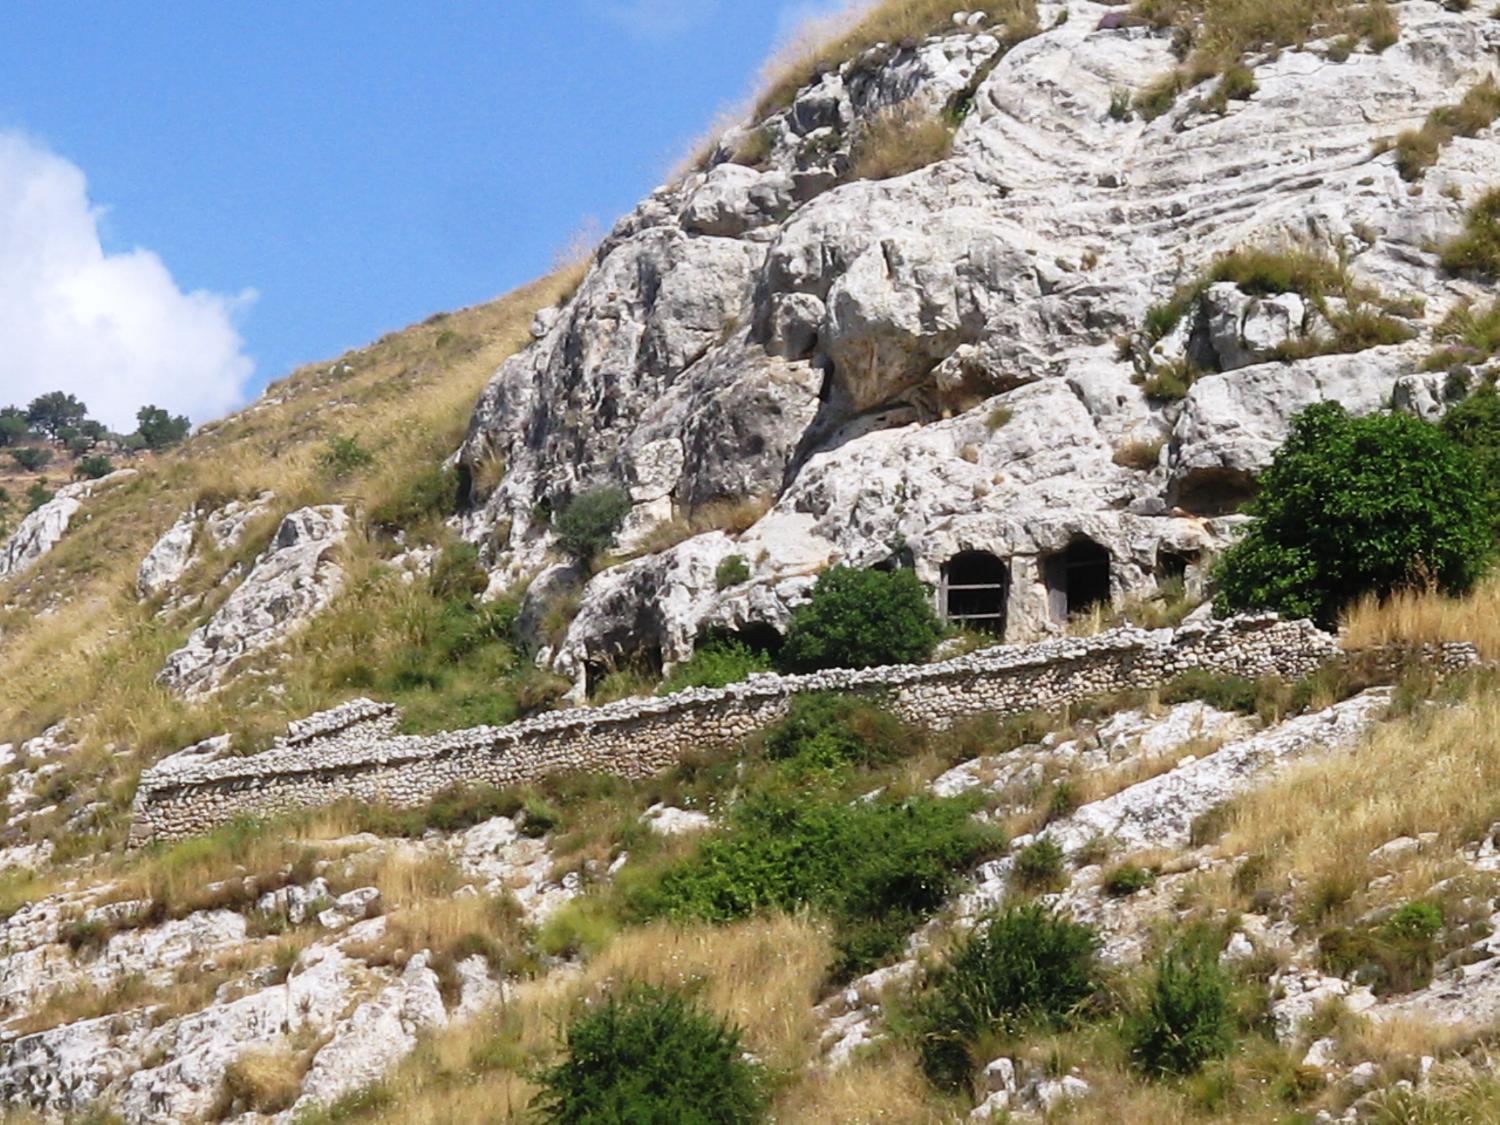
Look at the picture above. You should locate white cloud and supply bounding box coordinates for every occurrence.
[0,131,255,431]
[604,0,718,38]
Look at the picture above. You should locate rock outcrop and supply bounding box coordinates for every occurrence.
[0,471,136,584]
[156,505,349,697]
[454,2,1500,692]
[135,491,274,600]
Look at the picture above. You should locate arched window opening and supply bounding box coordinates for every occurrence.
[939,551,1011,635]
[1043,538,1112,624]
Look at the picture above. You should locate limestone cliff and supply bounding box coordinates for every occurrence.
[454,1,1499,691]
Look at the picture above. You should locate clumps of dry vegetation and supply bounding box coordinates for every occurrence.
[848,102,958,182]
[756,1,1039,120]
[1131,242,1417,391]
[1380,77,1500,182]
[1131,0,1398,121]
[1441,186,1500,277]
[1342,574,1500,661]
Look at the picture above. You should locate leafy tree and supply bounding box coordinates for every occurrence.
[0,408,31,447]
[1127,932,1235,1077]
[532,985,767,1124]
[74,454,115,480]
[915,904,1101,1091]
[25,391,88,438]
[10,446,53,473]
[779,566,945,672]
[1441,382,1500,535]
[553,486,632,566]
[135,404,191,450]
[1214,403,1492,627]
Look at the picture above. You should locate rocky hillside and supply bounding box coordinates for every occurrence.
[6,1,1500,1122]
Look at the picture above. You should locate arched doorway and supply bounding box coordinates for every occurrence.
[939,551,1011,635]
[1043,538,1112,623]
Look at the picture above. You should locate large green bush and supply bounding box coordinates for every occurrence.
[1441,383,1500,536]
[1214,403,1492,627]
[634,791,999,979]
[553,486,632,566]
[779,566,945,672]
[1127,933,1235,1077]
[532,985,766,1124]
[914,904,1100,1092]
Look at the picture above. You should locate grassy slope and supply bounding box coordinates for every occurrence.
[0,266,583,849]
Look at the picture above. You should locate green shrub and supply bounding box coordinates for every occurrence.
[368,465,460,531]
[1104,864,1156,897]
[1441,383,1500,536]
[914,904,1100,1092]
[1160,669,1260,714]
[1443,188,1500,277]
[1012,837,1065,893]
[73,454,114,480]
[532,985,766,1124]
[634,791,999,979]
[760,693,907,773]
[25,482,53,512]
[1318,900,1444,995]
[553,486,631,566]
[659,637,771,695]
[9,446,52,473]
[318,435,376,479]
[1214,403,1492,627]
[1128,933,1235,1077]
[714,554,750,590]
[779,567,944,673]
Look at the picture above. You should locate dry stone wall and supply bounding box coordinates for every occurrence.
[129,615,1456,845]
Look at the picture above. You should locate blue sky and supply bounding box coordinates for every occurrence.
[0,1,848,427]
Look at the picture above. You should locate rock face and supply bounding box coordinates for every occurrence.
[156,505,349,697]
[453,2,1500,691]
[0,472,135,584]
[136,491,274,599]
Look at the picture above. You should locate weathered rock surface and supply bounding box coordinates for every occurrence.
[0,471,136,584]
[136,491,274,599]
[454,2,1500,689]
[156,505,349,697]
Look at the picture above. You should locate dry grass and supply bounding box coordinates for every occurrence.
[1387,77,1500,182]
[756,0,1039,121]
[220,1043,313,1115]
[1112,437,1165,471]
[1213,685,1500,917]
[354,915,833,1124]
[1132,0,1398,118]
[848,103,957,182]
[1341,576,1500,662]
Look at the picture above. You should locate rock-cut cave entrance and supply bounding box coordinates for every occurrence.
[938,551,1011,636]
[1043,538,1112,624]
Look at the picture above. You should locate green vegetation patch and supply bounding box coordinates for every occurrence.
[779,566,945,673]
[912,904,1101,1091]
[631,790,1001,979]
[533,984,767,1124]
[1214,402,1493,627]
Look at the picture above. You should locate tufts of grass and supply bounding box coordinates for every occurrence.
[1131,0,1398,120]
[1441,187,1500,277]
[1388,78,1500,182]
[755,0,1039,122]
[847,103,956,182]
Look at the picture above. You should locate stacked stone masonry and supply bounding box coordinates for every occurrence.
[128,616,1477,844]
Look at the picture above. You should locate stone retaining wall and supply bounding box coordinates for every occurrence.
[128,615,1465,845]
